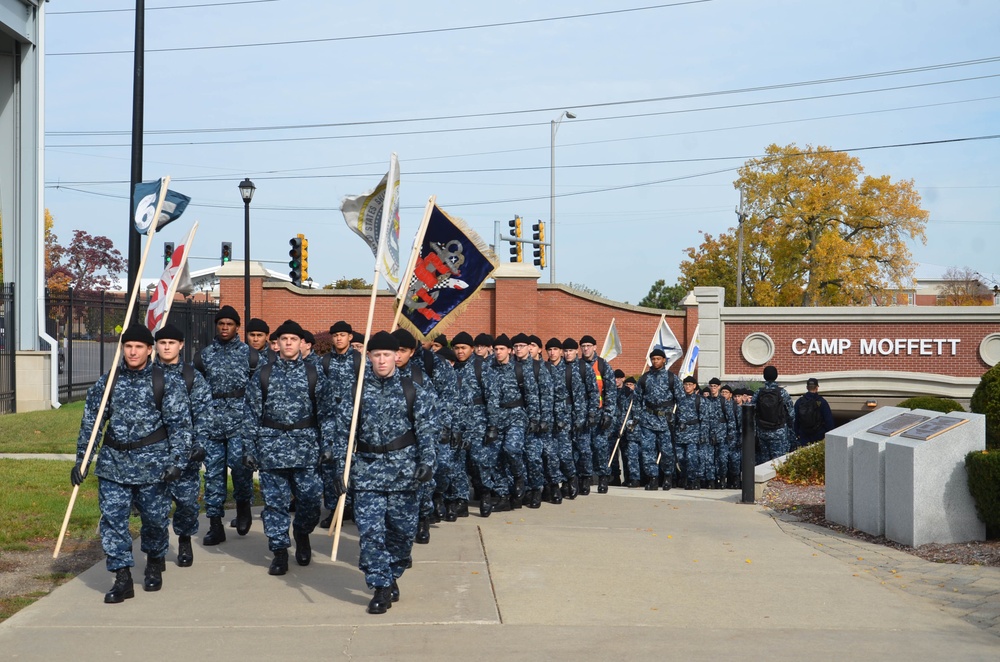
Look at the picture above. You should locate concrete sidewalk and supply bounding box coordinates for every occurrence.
[2,488,998,661]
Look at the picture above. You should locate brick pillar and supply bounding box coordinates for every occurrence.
[492,263,541,335]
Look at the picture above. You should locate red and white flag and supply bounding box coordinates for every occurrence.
[146,224,197,332]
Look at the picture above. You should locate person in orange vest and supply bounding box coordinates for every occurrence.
[579,335,618,494]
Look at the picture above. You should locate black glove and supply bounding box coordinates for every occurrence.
[587,411,597,428]
[242,454,259,472]
[599,412,612,431]
[626,419,637,433]
[330,473,346,498]
[440,428,452,445]
[70,461,88,486]
[319,450,335,466]
[528,419,540,434]
[451,429,464,450]
[459,432,471,451]
[484,426,499,445]
[414,463,434,483]
[189,445,206,464]
[539,420,550,434]
[161,466,182,483]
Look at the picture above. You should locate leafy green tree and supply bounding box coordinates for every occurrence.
[680,143,928,306]
[323,277,370,290]
[639,279,688,310]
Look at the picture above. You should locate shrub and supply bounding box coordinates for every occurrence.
[311,331,333,356]
[970,363,1000,450]
[896,396,964,413]
[776,440,825,485]
[965,450,1000,539]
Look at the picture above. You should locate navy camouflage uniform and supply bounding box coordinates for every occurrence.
[752,381,795,462]
[484,357,540,498]
[581,354,618,479]
[76,361,192,571]
[196,336,257,521]
[454,354,492,496]
[244,355,334,552]
[552,358,587,492]
[566,357,599,481]
[541,360,570,490]
[337,365,438,590]
[161,361,214,538]
[614,383,641,484]
[632,368,683,486]
[702,394,727,485]
[320,348,362,511]
[673,389,707,483]
[517,355,553,496]
[412,349,459,519]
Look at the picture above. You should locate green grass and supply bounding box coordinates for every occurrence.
[0,459,102,551]
[0,596,40,621]
[0,402,85,454]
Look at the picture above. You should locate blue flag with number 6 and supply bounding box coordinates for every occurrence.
[133,178,191,235]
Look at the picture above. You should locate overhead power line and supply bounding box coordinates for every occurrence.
[47,0,277,15]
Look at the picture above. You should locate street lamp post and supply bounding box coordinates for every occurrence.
[550,110,576,284]
[238,178,256,333]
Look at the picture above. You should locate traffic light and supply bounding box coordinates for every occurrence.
[288,236,303,286]
[299,234,309,283]
[508,216,522,263]
[532,221,546,268]
[220,242,232,266]
[163,242,174,267]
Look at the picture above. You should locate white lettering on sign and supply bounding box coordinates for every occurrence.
[798,338,960,356]
[792,338,853,355]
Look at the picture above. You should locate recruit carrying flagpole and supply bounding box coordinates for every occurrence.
[54,177,171,559]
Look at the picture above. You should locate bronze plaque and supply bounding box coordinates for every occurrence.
[900,416,969,441]
[867,413,930,437]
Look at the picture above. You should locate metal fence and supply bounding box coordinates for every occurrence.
[0,283,15,414]
[45,288,219,402]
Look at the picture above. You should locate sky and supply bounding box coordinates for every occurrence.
[41,0,1000,304]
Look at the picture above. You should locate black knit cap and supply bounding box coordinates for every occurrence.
[122,323,154,346]
[215,305,240,325]
[528,334,542,347]
[545,337,562,350]
[510,332,530,346]
[352,331,365,344]
[301,330,316,345]
[614,368,625,378]
[329,320,353,334]
[624,376,636,385]
[247,318,269,334]
[437,346,457,362]
[433,334,448,347]
[562,337,579,350]
[473,332,494,347]
[708,377,722,385]
[580,334,597,346]
[391,328,418,350]
[494,333,513,348]
[367,330,399,352]
[274,319,304,339]
[763,365,778,382]
[452,331,475,347]
[720,384,733,393]
[683,375,698,384]
[649,348,666,359]
[154,323,184,342]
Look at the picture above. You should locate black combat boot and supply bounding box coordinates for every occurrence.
[549,483,563,504]
[431,493,445,523]
[176,535,193,567]
[235,500,252,536]
[567,475,579,500]
[510,492,523,510]
[513,475,526,500]
[455,500,470,518]
[104,568,134,604]
[319,511,334,529]
[390,579,400,603]
[479,489,492,517]
[269,549,288,576]
[203,516,226,546]
[661,476,672,491]
[444,501,458,522]
[293,530,311,566]
[645,477,660,491]
[578,476,591,496]
[626,479,642,488]
[597,475,609,494]
[415,517,430,544]
[143,554,164,592]
[527,489,542,508]
[367,587,393,614]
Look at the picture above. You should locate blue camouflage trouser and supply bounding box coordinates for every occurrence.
[204,436,254,518]
[572,427,593,477]
[259,467,322,551]
[553,426,576,482]
[542,427,567,484]
[697,442,718,481]
[589,423,612,477]
[758,428,790,464]
[524,430,546,490]
[169,463,202,537]
[445,446,471,503]
[419,441,451,516]
[675,441,700,482]
[638,426,671,484]
[355,490,420,589]
[726,441,742,477]
[99,479,170,571]
[471,436,501,494]
[497,423,526,496]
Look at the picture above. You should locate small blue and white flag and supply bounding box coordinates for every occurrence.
[679,323,701,379]
[645,315,684,369]
[133,178,191,235]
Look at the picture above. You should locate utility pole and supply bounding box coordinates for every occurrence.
[736,189,746,307]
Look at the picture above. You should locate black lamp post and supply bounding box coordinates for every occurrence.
[238,178,256,333]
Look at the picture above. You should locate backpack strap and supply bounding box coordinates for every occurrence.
[249,347,259,373]
[353,349,362,377]
[152,364,165,411]
[259,362,273,411]
[193,349,205,375]
[400,374,416,427]
[474,355,485,393]
[514,359,527,402]
[182,363,195,395]
[565,362,575,404]
[322,352,332,374]
[422,348,436,378]
[410,361,424,387]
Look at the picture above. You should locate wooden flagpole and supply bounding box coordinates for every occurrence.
[389,196,435,333]
[54,177,171,559]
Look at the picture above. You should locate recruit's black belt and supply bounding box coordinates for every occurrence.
[500,398,525,409]
[355,430,417,454]
[260,415,317,432]
[103,426,168,451]
[212,388,246,400]
[472,396,485,406]
[646,404,672,417]
[677,419,699,427]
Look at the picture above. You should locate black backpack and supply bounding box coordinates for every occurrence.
[756,387,786,431]
[797,398,824,436]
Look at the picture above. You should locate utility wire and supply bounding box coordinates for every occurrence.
[48,1,713,56]
[47,0,277,15]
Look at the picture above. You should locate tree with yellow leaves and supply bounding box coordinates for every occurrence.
[680,143,929,306]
